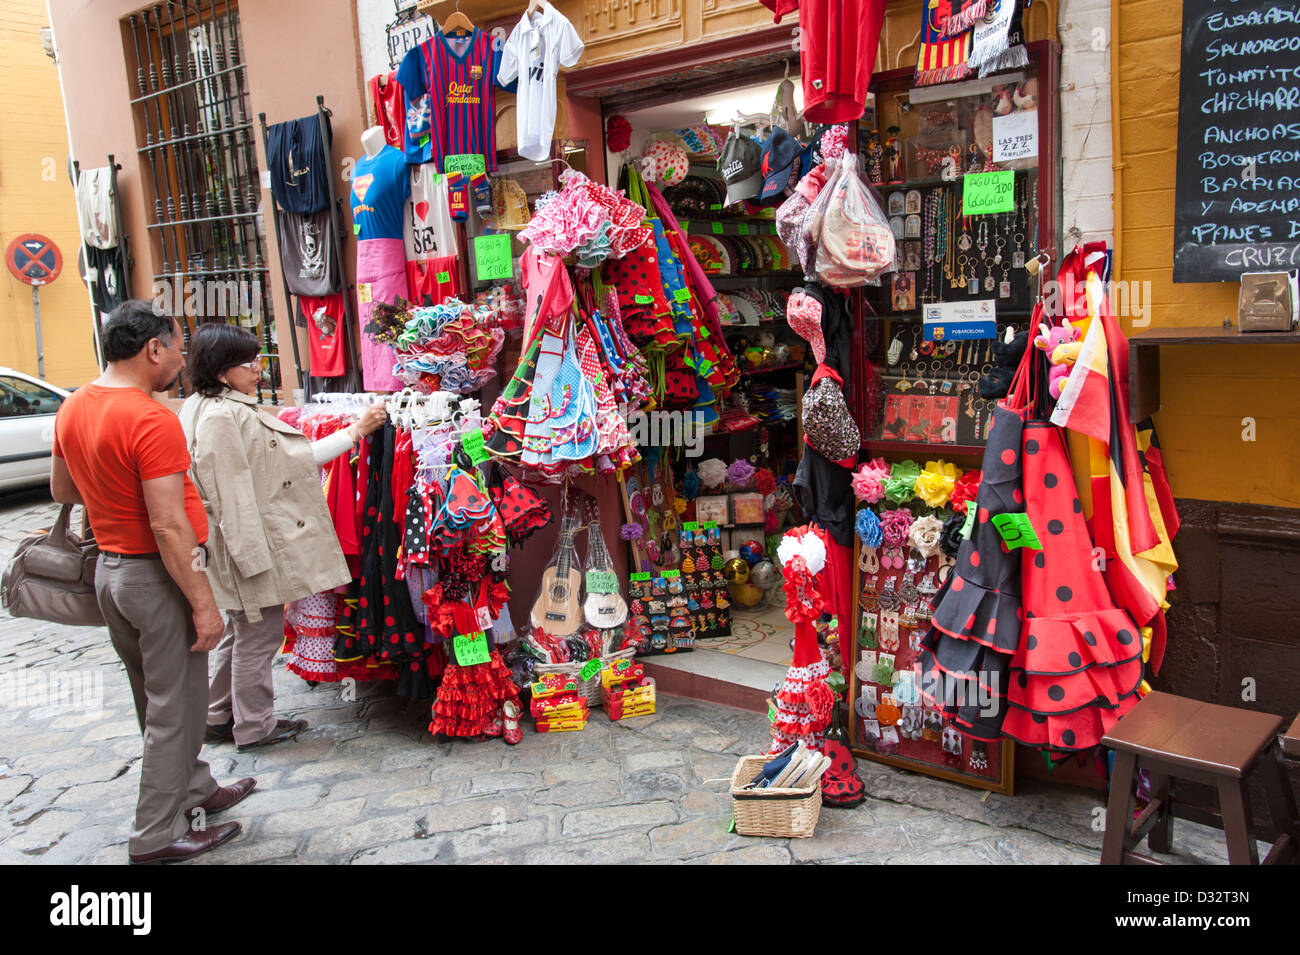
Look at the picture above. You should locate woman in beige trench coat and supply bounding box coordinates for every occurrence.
[181,324,385,751]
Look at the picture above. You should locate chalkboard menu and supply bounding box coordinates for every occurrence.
[1173,0,1300,282]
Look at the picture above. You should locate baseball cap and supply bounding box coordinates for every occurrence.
[718,132,762,206]
[758,126,800,200]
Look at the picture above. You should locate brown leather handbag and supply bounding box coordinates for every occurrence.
[1,504,104,627]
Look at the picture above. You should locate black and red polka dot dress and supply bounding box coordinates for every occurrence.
[920,403,1026,741]
[1001,421,1144,752]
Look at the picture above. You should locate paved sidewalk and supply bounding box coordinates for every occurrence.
[0,490,1241,864]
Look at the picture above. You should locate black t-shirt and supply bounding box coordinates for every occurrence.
[84,245,125,314]
[794,444,856,549]
[267,114,331,215]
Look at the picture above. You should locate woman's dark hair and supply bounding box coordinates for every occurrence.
[101,300,177,362]
[186,322,260,397]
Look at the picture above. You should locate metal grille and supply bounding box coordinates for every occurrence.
[125,1,280,402]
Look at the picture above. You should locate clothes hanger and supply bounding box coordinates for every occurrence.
[442,0,474,36]
[525,0,545,16]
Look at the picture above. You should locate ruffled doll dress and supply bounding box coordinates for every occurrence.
[428,595,520,738]
[920,403,1026,741]
[1000,421,1145,753]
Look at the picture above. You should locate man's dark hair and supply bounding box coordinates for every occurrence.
[101,300,177,362]
[186,322,260,397]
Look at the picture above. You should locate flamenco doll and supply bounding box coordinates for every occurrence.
[769,525,866,806]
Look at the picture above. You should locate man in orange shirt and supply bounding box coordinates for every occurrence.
[52,300,256,864]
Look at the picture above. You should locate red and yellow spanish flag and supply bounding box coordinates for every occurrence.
[916,0,973,86]
[1050,245,1179,674]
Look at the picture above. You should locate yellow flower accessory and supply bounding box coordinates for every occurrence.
[914,460,961,509]
[673,497,688,516]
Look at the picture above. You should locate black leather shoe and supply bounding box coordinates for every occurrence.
[128,820,241,864]
[236,718,308,752]
[204,719,235,743]
[186,777,256,821]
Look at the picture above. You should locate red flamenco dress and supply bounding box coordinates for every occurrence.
[769,526,835,754]
[428,585,520,739]
[1000,421,1145,753]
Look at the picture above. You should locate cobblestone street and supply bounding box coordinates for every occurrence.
[0,491,1240,865]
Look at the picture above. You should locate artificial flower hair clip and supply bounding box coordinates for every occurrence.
[879,507,914,570]
[949,469,982,515]
[914,460,960,509]
[620,521,645,541]
[727,458,755,488]
[856,507,883,548]
[851,457,890,503]
[884,460,922,505]
[908,514,945,559]
[697,458,728,490]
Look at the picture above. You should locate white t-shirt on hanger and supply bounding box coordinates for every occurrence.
[497,2,584,162]
[404,165,456,261]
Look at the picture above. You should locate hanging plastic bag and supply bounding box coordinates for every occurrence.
[798,153,845,272]
[814,153,896,287]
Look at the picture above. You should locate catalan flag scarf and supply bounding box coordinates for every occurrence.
[915,1,973,86]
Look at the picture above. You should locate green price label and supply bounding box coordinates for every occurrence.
[452,631,491,666]
[709,203,723,211]
[961,506,977,540]
[444,153,486,177]
[630,572,652,581]
[699,325,710,339]
[418,135,430,148]
[473,233,513,282]
[991,512,1043,550]
[963,170,1015,215]
[661,570,681,578]
[703,521,718,529]
[680,219,691,232]
[683,522,699,531]
[579,659,602,681]
[767,701,776,723]
[586,569,619,594]
[711,222,724,234]
[436,270,450,283]
[633,294,654,304]
[673,287,691,303]
[461,428,490,465]
[738,223,750,235]
[352,223,361,235]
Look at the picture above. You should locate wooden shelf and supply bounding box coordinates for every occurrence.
[863,439,986,457]
[1129,324,1300,423]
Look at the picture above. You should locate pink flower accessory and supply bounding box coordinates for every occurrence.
[820,125,850,160]
[851,457,891,504]
[879,507,914,570]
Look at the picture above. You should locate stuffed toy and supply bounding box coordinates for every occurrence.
[1034,319,1081,399]
[977,327,1028,399]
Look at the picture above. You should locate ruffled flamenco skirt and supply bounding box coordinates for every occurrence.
[920,404,1026,741]
[428,650,521,738]
[1000,421,1144,754]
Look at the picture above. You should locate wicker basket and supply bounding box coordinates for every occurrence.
[729,755,823,838]
[535,646,638,706]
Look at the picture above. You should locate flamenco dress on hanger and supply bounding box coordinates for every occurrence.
[919,403,1025,740]
[768,527,835,755]
[1000,420,1145,754]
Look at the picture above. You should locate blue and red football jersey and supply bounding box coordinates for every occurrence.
[396,28,514,171]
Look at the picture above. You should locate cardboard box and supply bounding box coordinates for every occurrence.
[531,673,579,699]
[530,692,588,718]
[601,659,645,689]
[535,716,588,733]
[602,677,657,720]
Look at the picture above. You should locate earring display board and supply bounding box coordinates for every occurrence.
[848,531,1014,794]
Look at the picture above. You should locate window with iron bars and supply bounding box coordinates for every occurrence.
[124,1,281,402]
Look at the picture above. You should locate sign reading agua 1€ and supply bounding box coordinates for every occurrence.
[474,233,514,282]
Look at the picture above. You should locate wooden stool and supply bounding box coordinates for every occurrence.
[1100,691,1298,865]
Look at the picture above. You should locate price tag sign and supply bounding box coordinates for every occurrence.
[661,569,681,578]
[473,233,513,281]
[767,700,776,723]
[963,171,1015,215]
[634,294,654,304]
[738,223,750,235]
[436,270,451,283]
[444,153,486,177]
[961,506,977,540]
[461,428,490,465]
[630,572,652,581]
[673,287,691,302]
[683,522,699,531]
[453,631,491,666]
[711,222,724,234]
[680,220,691,232]
[579,659,602,681]
[703,521,718,530]
[586,569,619,594]
[991,512,1043,550]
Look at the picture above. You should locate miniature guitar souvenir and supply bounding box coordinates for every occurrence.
[531,511,584,636]
[583,513,629,629]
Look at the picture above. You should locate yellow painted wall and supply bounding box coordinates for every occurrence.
[0,0,100,388]
[1117,0,1300,507]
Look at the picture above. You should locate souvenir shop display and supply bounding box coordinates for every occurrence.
[677,522,730,638]
[627,571,697,655]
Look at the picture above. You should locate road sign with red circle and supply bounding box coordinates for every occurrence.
[6,233,63,286]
